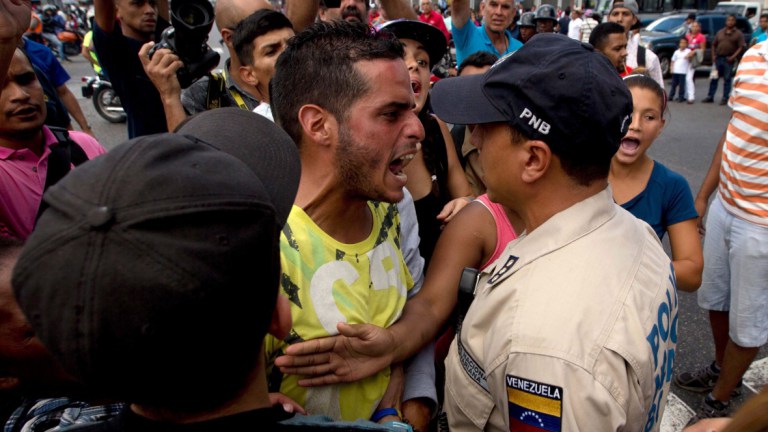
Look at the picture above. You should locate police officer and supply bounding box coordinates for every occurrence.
[428,34,678,431]
[517,12,536,43]
[533,4,558,33]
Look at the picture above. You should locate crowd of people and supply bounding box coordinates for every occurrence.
[1,0,768,431]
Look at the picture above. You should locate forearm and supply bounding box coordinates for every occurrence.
[730,46,743,61]
[160,94,188,132]
[721,386,768,432]
[388,295,448,364]
[672,259,702,292]
[451,0,470,27]
[94,0,116,32]
[57,87,91,132]
[696,131,726,203]
[380,0,418,20]
[285,0,318,32]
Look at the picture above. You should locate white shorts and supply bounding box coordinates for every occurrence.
[698,196,768,347]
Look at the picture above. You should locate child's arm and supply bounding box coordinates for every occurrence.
[667,218,703,292]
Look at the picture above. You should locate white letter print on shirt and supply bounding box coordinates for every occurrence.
[309,241,408,335]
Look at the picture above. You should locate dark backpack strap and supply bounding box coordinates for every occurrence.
[638,45,646,68]
[205,72,228,110]
[36,127,89,221]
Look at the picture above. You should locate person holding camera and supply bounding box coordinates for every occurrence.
[93,0,170,138]
[141,4,291,131]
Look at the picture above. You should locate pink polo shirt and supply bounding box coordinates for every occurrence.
[0,127,106,240]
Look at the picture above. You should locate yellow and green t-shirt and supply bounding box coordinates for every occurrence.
[265,201,414,421]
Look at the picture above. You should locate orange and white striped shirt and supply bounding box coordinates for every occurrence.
[718,41,768,225]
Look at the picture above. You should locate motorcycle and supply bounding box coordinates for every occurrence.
[81,76,126,123]
[58,29,83,57]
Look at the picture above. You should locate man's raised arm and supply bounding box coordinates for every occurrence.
[94,0,117,33]
[452,0,470,29]
[0,0,31,89]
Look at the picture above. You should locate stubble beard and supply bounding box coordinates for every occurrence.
[335,127,394,203]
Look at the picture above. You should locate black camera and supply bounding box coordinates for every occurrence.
[149,0,220,88]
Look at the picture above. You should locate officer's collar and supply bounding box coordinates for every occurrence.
[485,186,618,288]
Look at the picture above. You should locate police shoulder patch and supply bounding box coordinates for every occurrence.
[488,255,518,286]
[506,375,562,432]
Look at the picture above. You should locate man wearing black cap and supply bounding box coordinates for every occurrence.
[269,33,679,432]
[608,0,664,86]
[10,108,409,431]
[429,33,677,431]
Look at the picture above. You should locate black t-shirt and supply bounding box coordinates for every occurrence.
[92,21,168,138]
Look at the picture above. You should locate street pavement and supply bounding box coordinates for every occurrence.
[60,55,767,431]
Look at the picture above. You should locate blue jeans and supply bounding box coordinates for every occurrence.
[670,73,687,100]
[707,55,733,101]
[41,32,66,60]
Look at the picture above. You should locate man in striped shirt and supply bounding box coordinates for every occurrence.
[675,41,768,424]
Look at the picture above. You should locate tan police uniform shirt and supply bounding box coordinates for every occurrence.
[444,187,678,432]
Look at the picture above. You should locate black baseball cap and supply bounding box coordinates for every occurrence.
[12,108,301,406]
[379,19,447,67]
[431,33,632,158]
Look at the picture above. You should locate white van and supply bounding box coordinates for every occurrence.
[714,1,762,29]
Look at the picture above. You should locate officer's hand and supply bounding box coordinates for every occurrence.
[268,392,307,415]
[275,322,396,386]
[0,0,31,42]
[682,417,731,432]
[139,42,183,100]
[694,196,708,235]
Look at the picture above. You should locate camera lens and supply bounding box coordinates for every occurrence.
[177,3,209,26]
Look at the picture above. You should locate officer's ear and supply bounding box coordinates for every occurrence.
[520,140,551,184]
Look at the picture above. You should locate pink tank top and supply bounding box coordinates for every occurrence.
[476,194,517,270]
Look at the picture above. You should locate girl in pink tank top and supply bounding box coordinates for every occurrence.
[431,194,521,364]
[475,194,518,270]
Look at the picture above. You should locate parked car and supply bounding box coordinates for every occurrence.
[713,1,761,29]
[639,12,753,77]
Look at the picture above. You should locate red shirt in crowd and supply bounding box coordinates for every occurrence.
[418,10,451,43]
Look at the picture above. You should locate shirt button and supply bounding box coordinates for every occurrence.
[17,155,24,161]
[32,167,37,172]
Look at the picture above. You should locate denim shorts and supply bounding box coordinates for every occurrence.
[698,196,768,347]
